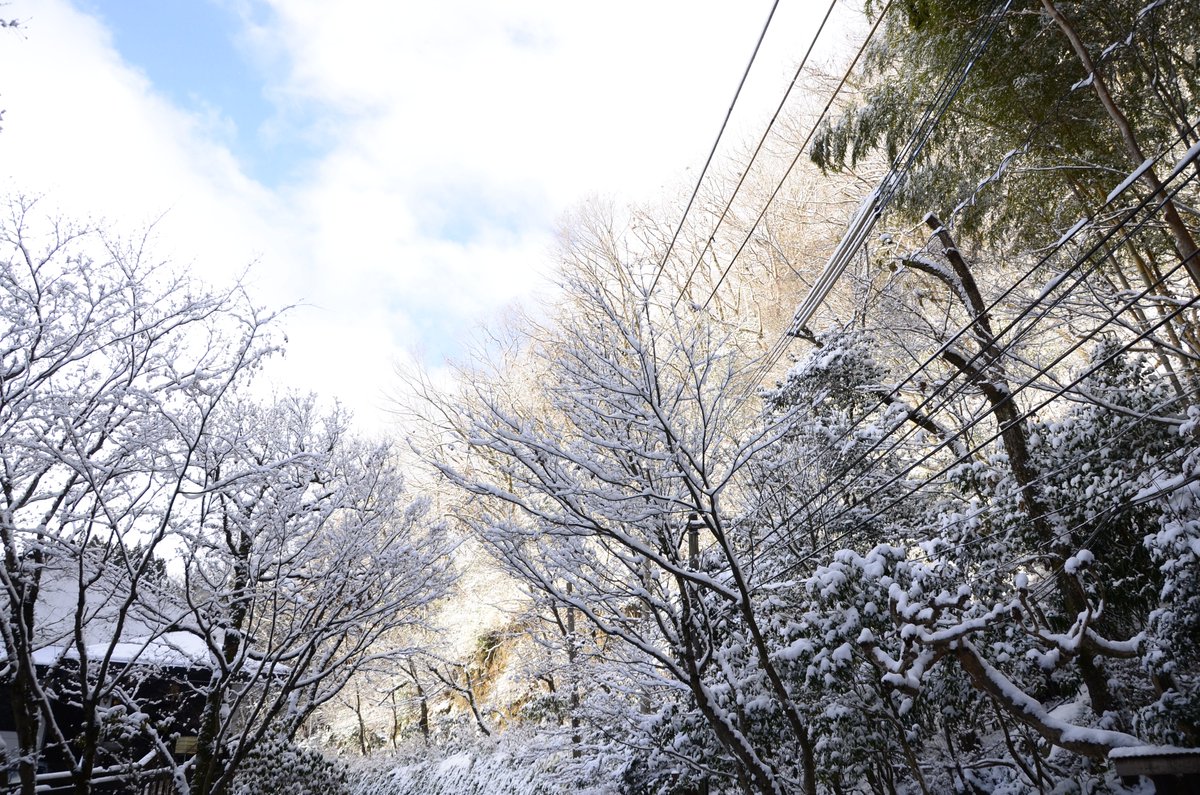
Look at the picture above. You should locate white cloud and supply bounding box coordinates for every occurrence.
[0,4,282,263]
[251,0,817,202]
[0,0,846,430]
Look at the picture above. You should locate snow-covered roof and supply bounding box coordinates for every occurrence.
[1109,745,1200,759]
[80,631,215,669]
[27,631,215,670]
[1109,745,1200,777]
[13,560,286,676]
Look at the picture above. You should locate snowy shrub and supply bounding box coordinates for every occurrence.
[230,734,349,795]
[346,734,600,795]
[1032,348,1178,630]
[613,699,736,794]
[1137,439,1200,745]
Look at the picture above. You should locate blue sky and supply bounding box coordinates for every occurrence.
[77,0,316,187]
[0,0,848,429]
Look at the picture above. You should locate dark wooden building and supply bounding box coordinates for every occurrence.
[2,632,212,794]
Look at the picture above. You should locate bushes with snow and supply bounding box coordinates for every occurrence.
[230,734,349,795]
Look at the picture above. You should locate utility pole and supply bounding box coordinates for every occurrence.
[686,513,710,795]
[565,582,580,758]
[687,513,704,569]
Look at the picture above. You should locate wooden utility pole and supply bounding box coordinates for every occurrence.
[566,582,580,758]
[687,513,703,569]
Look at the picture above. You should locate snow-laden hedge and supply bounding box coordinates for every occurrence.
[351,752,545,795]
[347,737,616,795]
[231,734,349,795]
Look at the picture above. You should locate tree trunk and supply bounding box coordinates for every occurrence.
[566,597,581,759]
[3,536,46,795]
[408,662,430,744]
[355,690,368,756]
[916,216,1115,717]
[674,585,782,795]
[190,500,253,795]
[1040,0,1200,289]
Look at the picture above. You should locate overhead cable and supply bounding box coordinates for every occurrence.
[646,0,782,298]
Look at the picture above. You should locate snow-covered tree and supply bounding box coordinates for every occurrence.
[0,199,279,794]
[0,201,455,795]
[177,395,456,795]
[420,210,831,794]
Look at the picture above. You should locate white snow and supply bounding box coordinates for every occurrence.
[69,631,215,668]
[1105,157,1155,206]
[1109,744,1200,759]
[1071,73,1094,91]
[1166,137,1200,183]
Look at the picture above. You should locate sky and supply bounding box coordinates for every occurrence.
[0,0,853,431]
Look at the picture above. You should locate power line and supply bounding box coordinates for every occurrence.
[761,137,1200,541]
[695,0,905,314]
[670,0,842,311]
[700,26,1200,578]
[754,173,1200,577]
[728,0,1013,411]
[724,40,1200,530]
[758,160,1196,540]
[646,0,782,299]
[718,111,1200,559]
